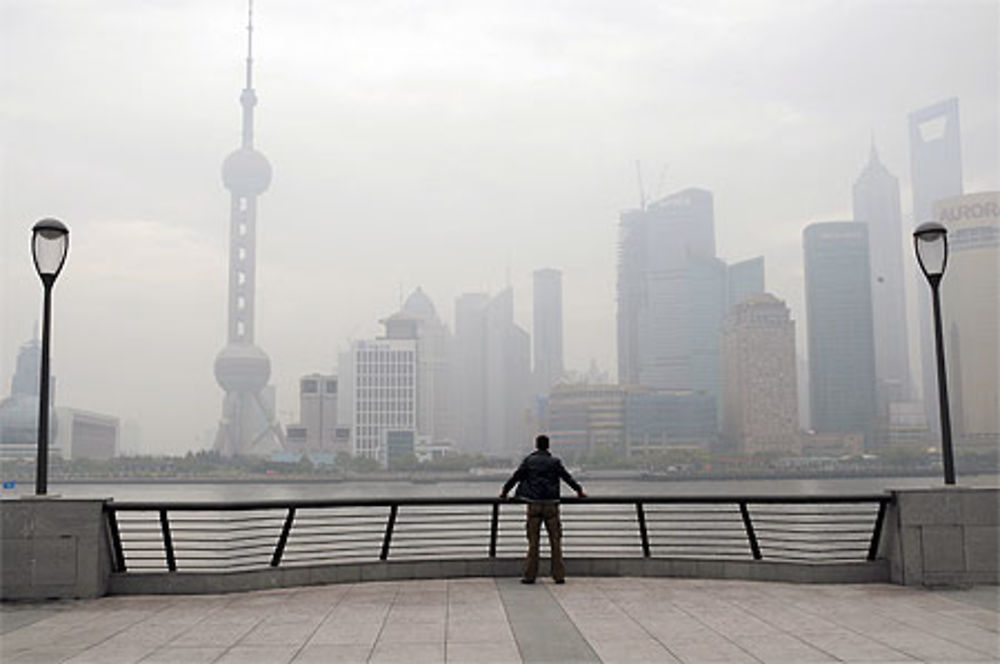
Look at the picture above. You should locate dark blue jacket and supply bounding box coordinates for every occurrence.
[502,450,582,501]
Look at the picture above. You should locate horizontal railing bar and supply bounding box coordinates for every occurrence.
[169,531,280,540]
[281,538,384,547]
[121,514,287,523]
[169,544,277,554]
[170,553,274,563]
[750,512,878,518]
[645,525,746,531]
[755,525,874,531]
[761,544,870,554]
[280,547,379,556]
[105,494,889,512]
[758,533,872,540]
[151,527,285,537]
[390,535,487,543]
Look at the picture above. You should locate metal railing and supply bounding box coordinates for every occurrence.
[104,494,890,574]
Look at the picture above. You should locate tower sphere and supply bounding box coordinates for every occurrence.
[214,343,271,392]
[222,147,272,195]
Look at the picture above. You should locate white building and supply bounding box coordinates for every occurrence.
[381,288,453,445]
[935,191,999,449]
[55,408,119,460]
[348,339,417,464]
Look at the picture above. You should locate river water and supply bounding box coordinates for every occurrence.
[19,473,999,502]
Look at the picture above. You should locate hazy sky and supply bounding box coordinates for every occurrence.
[2,0,997,454]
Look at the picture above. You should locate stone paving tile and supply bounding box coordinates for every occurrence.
[657,634,761,663]
[939,607,1000,631]
[797,630,916,662]
[167,621,259,649]
[0,602,81,635]
[238,615,326,646]
[378,619,446,643]
[939,627,1000,658]
[446,616,515,643]
[446,640,521,664]
[214,644,301,663]
[868,628,997,662]
[369,641,445,663]
[291,643,372,663]
[4,646,82,663]
[583,637,682,664]
[139,646,227,663]
[729,633,837,663]
[63,642,156,664]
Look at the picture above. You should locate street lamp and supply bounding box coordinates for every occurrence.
[913,221,954,485]
[31,218,69,496]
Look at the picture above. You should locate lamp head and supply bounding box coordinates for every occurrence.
[31,218,69,284]
[913,221,948,283]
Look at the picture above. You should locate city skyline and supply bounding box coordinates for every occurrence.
[2,1,996,454]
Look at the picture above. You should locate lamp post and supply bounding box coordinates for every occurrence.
[31,218,69,496]
[913,221,954,485]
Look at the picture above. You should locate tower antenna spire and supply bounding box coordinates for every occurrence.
[245,0,254,90]
[635,160,646,210]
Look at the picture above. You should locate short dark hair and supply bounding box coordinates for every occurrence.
[535,435,550,450]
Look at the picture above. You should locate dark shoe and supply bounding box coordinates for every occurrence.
[554,579,565,585]
[520,578,535,584]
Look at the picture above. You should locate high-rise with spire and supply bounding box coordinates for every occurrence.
[853,138,912,433]
[908,98,963,435]
[213,2,284,456]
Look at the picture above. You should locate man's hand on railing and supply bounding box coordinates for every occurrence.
[577,490,587,498]
[499,492,508,499]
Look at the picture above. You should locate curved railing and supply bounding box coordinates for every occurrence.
[104,494,890,575]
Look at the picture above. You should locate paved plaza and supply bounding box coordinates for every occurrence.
[1,577,997,663]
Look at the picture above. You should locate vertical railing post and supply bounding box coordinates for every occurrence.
[867,499,888,561]
[489,502,500,558]
[738,501,762,560]
[380,504,398,561]
[635,502,651,558]
[106,507,126,573]
[159,509,177,572]
[271,507,296,567]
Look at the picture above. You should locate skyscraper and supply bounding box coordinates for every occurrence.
[908,98,963,433]
[617,188,725,403]
[934,192,999,449]
[213,6,283,456]
[853,139,912,418]
[532,268,564,394]
[0,333,54,457]
[453,289,531,456]
[722,294,799,456]
[803,222,878,444]
[726,256,765,311]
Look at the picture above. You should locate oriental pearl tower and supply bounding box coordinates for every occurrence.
[213,1,284,456]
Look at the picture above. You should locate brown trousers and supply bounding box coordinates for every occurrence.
[523,502,564,581]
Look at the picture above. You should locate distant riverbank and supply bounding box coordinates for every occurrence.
[6,474,997,503]
[11,465,997,485]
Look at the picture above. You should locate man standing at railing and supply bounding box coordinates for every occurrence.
[500,434,587,584]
